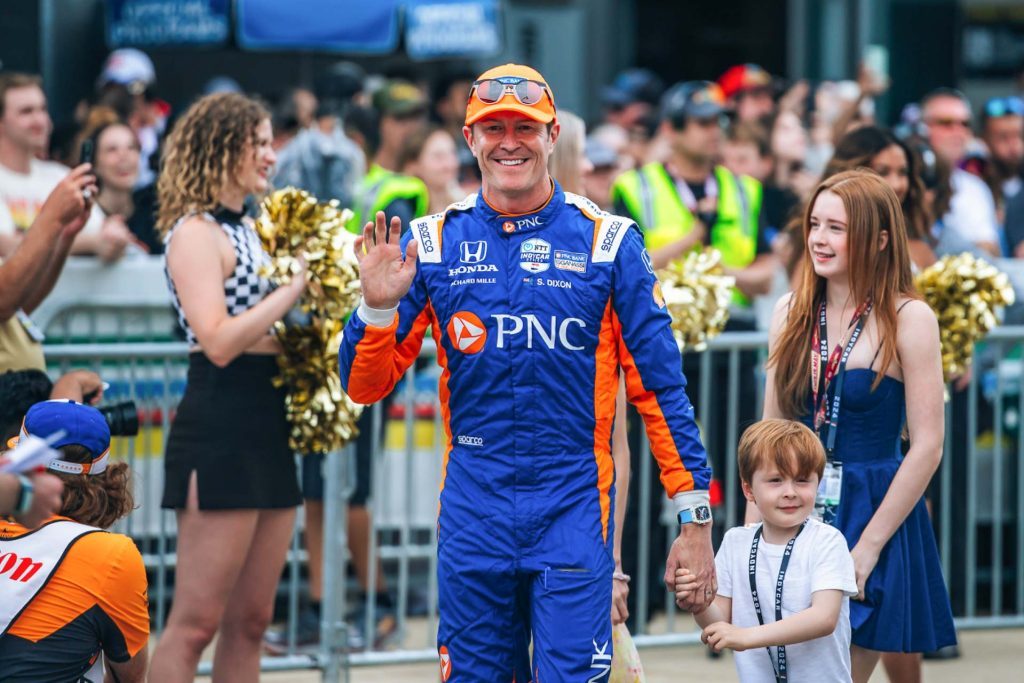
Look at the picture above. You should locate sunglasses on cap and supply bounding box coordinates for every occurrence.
[984,96,1024,119]
[470,76,553,107]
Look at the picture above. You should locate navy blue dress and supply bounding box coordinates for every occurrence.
[801,369,957,652]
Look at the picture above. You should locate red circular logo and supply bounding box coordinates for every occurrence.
[447,311,487,354]
[502,221,515,233]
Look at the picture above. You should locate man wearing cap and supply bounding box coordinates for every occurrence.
[601,68,665,132]
[96,48,165,189]
[0,400,148,682]
[718,63,776,124]
[339,63,714,680]
[347,80,430,233]
[612,81,774,306]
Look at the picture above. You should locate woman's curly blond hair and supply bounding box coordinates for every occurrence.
[157,92,269,235]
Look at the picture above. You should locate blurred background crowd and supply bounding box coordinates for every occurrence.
[2,1,1024,329]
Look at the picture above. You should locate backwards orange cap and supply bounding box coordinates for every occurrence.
[465,63,556,126]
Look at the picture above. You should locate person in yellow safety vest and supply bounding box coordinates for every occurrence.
[611,84,777,611]
[611,80,777,315]
[347,80,430,234]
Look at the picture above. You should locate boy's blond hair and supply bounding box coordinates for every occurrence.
[738,419,825,484]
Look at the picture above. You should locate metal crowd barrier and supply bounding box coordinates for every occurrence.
[41,327,1024,680]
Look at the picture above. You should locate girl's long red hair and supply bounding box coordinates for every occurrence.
[769,169,918,418]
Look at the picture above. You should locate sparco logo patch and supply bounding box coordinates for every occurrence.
[457,435,483,447]
[600,221,623,253]
[416,221,435,253]
[447,311,487,354]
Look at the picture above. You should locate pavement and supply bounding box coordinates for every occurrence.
[193,625,1023,682]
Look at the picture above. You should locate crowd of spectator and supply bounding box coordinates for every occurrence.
[1,47,1023,679]
[3,51,1021,348]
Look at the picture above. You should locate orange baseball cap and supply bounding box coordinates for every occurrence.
[465,63,556,126]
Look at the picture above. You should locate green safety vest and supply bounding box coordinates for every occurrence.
[612,163,762,307]
[347,164,430,233]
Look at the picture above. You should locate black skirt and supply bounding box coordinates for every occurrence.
[162,352,301,510]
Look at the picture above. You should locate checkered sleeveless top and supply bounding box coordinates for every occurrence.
[164,207,273,346]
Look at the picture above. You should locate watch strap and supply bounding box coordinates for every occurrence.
[14,474,34,516]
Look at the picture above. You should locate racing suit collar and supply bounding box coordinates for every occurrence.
[478,180,565,236]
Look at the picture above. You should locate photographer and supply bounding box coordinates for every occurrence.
[0,400,148,682]
[0,368,110,528]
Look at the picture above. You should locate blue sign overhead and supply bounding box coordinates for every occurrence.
[405,0,503,60]
[236,0,403,53]
[106,0,230,47]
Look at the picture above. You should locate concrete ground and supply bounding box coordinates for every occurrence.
[194,625,1023,682]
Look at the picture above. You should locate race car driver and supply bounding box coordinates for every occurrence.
[338,63,715,681]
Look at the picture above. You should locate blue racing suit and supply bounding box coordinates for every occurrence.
[339,181,711,682]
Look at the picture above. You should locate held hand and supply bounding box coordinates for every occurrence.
[850,541,880,601]
[702,621,750,653]
[354,212,418,310]
[673,568,701,608]
[665,523,716,614]
[13,473,64,529]
[611,572,630,625]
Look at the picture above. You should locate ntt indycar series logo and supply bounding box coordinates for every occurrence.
[519,238,551,273]
[446,310,587,354]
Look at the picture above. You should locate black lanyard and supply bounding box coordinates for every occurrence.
[816,301,871,460]
[748,522,806,683]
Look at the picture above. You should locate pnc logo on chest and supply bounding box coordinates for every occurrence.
[447,311,488,354]
[501,216,544,233]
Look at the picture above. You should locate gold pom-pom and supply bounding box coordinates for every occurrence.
[257,188,363,453]
[659,248,735,352]
[915,253,1015,378]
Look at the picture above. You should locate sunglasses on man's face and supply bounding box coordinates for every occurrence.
[470,77,552,107]
[927,117,971,130]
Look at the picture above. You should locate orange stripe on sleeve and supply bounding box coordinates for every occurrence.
[432,309,455,529]
[612,310,695,497]
[592,302,619,542]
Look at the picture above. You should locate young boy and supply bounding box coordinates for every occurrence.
[676,419,857,682]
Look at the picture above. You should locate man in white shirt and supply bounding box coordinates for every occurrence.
[923,88,1001,256]
[0,73,68,256]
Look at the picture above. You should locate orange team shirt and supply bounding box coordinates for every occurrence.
[0,515,149,681]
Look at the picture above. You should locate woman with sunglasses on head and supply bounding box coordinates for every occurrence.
[763,170,956,683]
[148,93,309,682]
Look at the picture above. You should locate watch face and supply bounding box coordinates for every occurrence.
[694,505,711,523]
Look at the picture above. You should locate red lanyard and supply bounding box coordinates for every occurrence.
[810,299,872,433]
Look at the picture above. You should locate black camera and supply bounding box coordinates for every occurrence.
[98,401,139,437]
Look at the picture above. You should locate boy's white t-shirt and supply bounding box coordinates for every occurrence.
[716,517,857,683]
